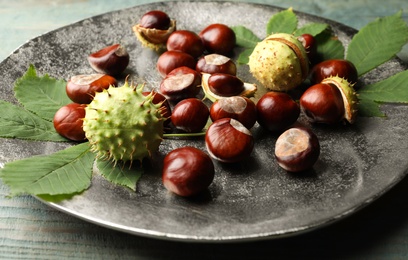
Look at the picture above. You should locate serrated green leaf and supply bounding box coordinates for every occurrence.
[231,26,261,48]
[294,23,329,37]
[0,100,68,141]
[358,70,408,103]
[0,142,95,197]
[357,98,385,117]
[97,159,143,191]
[346,11,408,76]
[315,32,345,61]
[14,64,71,122]
[266,8,298,35]
[236,48,255,65]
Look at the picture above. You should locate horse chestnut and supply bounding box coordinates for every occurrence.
[139,10,171,30]
[196,54,237,75]
[207,73,244,97]
[171,98,209,133]
[166,30,205,58]
[162,146,215,197]
[156,50,196,77]
[310,59,358,84]
[66,74,117,104]
[53,103,86,141]
[159,66,201,102]
[88,44,130,76]
[199,23,236,55]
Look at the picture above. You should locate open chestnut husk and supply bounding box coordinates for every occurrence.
[132,10,176,52]
[205,118,254,163]
[274,127,320,172]
[88,44,130,76]
[162,146,215,197]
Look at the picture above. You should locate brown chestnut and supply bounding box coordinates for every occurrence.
[53,103,86,142]
[199,23,236,55]
[297,34,317,65]
[256,92,300,132]
[207,73,244,97]
[166,30,205,58]
[310,59,358,84]
[171,98,209,133]
[162,146,215,197]
[196,54,237,75]
[88,44,130,76]
[139,10,171,30]
[156,50,196,77]
[66,74,117,104]
[299,83,345,124]
[205,118,254,163]
[159,66,201,102]
[142,90,172,125]
[210,96,257,129]
[274,127,320,172]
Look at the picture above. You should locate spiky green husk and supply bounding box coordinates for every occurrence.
[322,76,359,124]
[83,82,164,163]
[248,33,309,91]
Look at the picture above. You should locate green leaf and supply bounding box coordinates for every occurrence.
[0,142,95,197]
[231,26,261,48]
[294,23,329,37]
[315,31,345,61]
[357,98,385,117]
[0,100,68,141]
[358,70,408,103]
[236,48,255,65]
[266,8,298,35]
[97,159,143,191]
[14,64,71,122]
[346,11,408,76]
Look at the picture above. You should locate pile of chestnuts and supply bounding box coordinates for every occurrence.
[53,9,360,197]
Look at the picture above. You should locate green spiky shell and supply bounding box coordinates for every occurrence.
[248,33,309,91]
[321,76,359,124]
[83,82,164,162]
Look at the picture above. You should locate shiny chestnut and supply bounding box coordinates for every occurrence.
[139,10,171,30]
[171,98,209,133]
[298,34,317,64]
[166,30,205,58]
[196,54,237,75]
[275,127,320,172]
[159,66,201,102]
[88,44,130,76]
[53,103,86,142]
[205,118,254,163]
[162,146,215,197]
[66,74,117,104]
[157,50,196,77]
[299,83,345,124]
[199,23,236,55]
[256,92,300,132]
[210,96,257,129]
[207,73,244,97]
[310,59,358,84]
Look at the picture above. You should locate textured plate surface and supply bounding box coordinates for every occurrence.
[0,1,407,242]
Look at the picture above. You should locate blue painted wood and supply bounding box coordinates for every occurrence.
[1,1,408,259]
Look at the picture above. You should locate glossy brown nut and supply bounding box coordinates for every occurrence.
[199,23,236,55]
[196,54,237,75]
[159,66,201,102]
[171,98,209,133]
[156,50,196,77]
[207,73,244,97]
[166,30,205,58]
[162,146,215,197]
[88,44,130,76]
[53,103,86,142]
[210,96,257,129]
[310,59,358,84]
[139,10,171,30]
[142,90,172,125]
[66,74,117,104]
[299,83,345,124]
[297,34,317,64]
[256,92,300,132]
[275,127,320,172]
[205,118,254,163]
